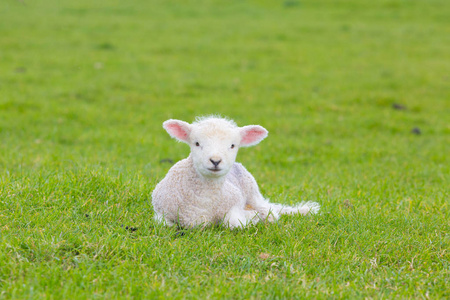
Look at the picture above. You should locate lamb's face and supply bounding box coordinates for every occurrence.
[163,117,268,179]
[189,125,241,178]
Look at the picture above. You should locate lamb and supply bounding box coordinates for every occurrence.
[152,116,320,229]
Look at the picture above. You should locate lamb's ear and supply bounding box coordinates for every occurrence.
[239,125,268,147]
[163,119,192,143]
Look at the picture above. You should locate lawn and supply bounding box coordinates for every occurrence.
[1,0,449,298]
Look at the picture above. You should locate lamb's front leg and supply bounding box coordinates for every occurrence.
[223,206,259,229]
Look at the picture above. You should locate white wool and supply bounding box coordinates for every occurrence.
[152,116,320,229]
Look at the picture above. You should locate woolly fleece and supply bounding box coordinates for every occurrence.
[152,116,320,228]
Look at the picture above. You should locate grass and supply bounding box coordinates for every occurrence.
[1,0,449,298]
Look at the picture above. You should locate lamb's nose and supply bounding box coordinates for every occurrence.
[210,158,222,167]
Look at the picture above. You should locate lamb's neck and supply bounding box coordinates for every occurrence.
[200,175,227,187]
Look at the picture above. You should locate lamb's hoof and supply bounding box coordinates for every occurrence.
[266,214,276,223]
[305,202,320,214]
[261,211,279,223]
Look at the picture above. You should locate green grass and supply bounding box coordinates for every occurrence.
[1,0,449,298]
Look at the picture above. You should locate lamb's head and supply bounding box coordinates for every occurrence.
[163,116,268,178]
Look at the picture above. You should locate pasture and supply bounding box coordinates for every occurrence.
[1,0,449,298]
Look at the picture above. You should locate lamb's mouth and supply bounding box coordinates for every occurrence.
[208,168,221,172]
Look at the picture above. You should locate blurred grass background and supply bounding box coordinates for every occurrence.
[0,0,449,298]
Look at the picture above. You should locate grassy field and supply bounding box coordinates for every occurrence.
[1,0,449,298]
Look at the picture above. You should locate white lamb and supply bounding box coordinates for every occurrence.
[152,116,320,229]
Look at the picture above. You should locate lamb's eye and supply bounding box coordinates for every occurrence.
[231,144,235,149]
[195,142,200,147]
